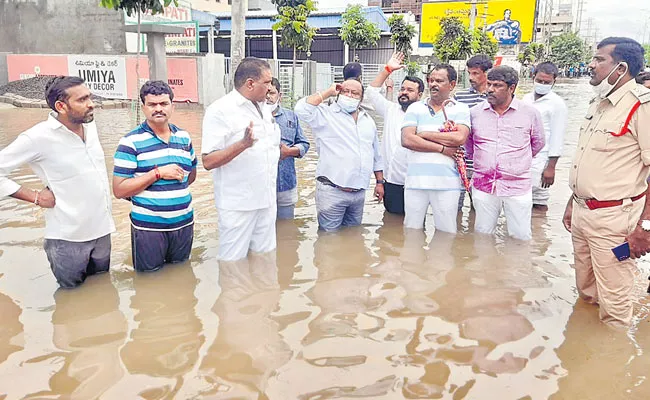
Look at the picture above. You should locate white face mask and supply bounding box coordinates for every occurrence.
[592,62,628,98]
[337,94,361,113]
[534,82,553,96]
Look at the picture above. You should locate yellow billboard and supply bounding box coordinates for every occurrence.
[420,0,538,46]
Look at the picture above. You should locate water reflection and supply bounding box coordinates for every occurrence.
[120,263,204,398]
[0,289,23,365]
[0,80,649,399]
[195,253,291,398]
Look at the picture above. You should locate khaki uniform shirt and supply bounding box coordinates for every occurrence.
[569,79,650,200]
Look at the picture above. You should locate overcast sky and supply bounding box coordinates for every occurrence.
[582,0,650,43]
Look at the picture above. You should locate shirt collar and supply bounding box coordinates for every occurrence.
[607,78,637,106]
[46,112,92,132]
[139,121,179,139]
[273,106,284,117]
[46,112,64,129]
[482,96,520,111]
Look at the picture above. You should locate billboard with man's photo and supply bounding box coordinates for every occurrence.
[420,0,538,46]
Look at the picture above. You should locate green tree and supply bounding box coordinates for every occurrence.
[271,0,308,7]
[100,0,176,16]
[406,61,421,76]
[471,28,498,58]
[549,32,588,69]
[388,14,416,58]
[100,0,177,122]
[433,17,473,63]
[517,43,545,65]
[339,5,381,61]
[272,0,317,105]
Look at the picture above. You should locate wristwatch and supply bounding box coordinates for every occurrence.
[639,220,650,231]
[376,179,386,184]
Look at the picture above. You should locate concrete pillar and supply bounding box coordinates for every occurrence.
[147,33,168,81]
[208,26,215,54]
[124,25,184,82]
[344,43,350,65]
[231,0,248,72]
[305,61,317,95]
[272,29,278,60]
[198,53,226,106]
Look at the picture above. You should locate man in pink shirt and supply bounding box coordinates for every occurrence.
[467,66,545,240]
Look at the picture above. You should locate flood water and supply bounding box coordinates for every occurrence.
[1,79,650,399]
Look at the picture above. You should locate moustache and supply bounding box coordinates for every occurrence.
[153,112,166,117]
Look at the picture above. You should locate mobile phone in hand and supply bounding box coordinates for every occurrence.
[612,242,631,261]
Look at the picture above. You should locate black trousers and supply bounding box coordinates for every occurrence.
[384,181,405,215]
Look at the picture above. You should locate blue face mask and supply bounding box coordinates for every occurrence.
[337,94,361,113]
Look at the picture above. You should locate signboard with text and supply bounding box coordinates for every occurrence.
[68,55,128,99]
[420,0,538,46]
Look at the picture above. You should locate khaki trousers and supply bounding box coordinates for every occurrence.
[571,198,643,328]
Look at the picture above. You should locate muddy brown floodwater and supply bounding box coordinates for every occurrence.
[1,79,650,400]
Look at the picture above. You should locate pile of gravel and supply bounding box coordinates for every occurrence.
[0,76,106,102]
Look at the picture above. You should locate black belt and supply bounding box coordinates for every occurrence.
[317,176,363,192]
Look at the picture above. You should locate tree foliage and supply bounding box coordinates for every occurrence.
[99,0,177,16]
[518,43,545,65]
[271,0,308,9]
[549,32,588,68]
[272,0,318,54]
[388,14,416,58]
[339,5,381,59]
[433,17,474,62]
[472,29,498,58]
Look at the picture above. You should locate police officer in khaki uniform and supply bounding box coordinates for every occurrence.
[563,37,650,329]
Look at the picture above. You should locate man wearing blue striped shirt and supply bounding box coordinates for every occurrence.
[113,81,197,272]
[401,65,471,233]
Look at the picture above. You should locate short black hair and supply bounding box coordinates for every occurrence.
[343,62,363,80]
[534,61,559,78]
[466,54,493,72]
[636,71,650,84]
[487,66,519,87]
[597,37,645,77]
[403,76,425,93]
[139,80,174,104]
[271,77,281,92]
[428,64,458,83]
[45,76,86,112]
[234,57,271,89]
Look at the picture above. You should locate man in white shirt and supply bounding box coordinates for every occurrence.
[367,52,425,214]
[202,57,281,262]
[522,61,568,212]
[401,64,471,233]
[0,76,115,288]
[295,79,385,231]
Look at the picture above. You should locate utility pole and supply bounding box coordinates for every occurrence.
[231,0,248,73]
[575,0,585,34]
[469,0,477,30]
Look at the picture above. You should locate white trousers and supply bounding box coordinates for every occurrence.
[217,205,277,261]
[404,189,460,233]
[531,152,550,206]
[472,188,532,240]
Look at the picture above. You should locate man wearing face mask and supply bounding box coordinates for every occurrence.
[466,66,545,241]
[267,78,310,220]
[202,57,281,261]
[562,37,650,329]
[522,62,568,212]
[295,79,384,231]
[366,52,425,214]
